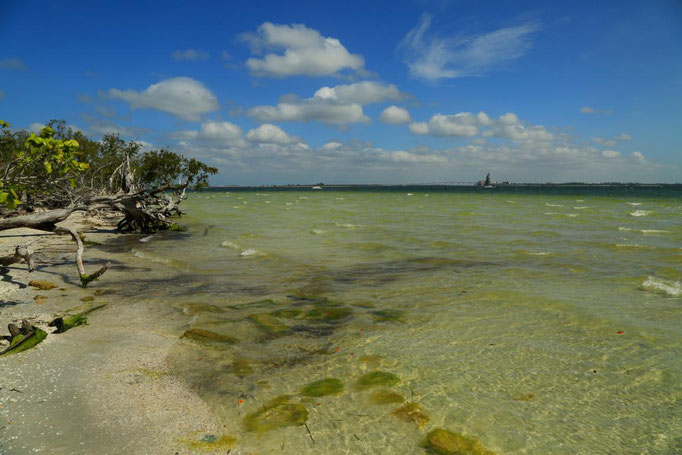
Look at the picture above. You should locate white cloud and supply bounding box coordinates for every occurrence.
[247,81,403,125]
[580,106,614,115]
[399,14,538,81]
[0,58,27,71]
[200,121,243,142]
[322,141,342,150]
[630,151,646,163]
[243,22,365,77]
[601,150,620,158]
[409,112,480,137]
[616,133,632,141]
[593,133,632,147]
[172,49,209,60]
[28,123,45,133]
[380,105,412,125]
[486,113,553,142]
[246,124,298,144]
[105,77,219,121]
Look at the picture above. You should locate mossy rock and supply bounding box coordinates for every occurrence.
[244,396,308,432]
[355,371,400,390]
[391,402,429,428]
[248,313,290,335]
[300,378,344,397]
[229,298,278,310]
[231,357,255,378]
[1,327,47,357]
[180,433,236,450]
[269,308,303,319]
[49,304,107,334]
[180,303,225,314]
[28,280,58,290]
[371,389,404,405]
[80,296,95,302]
[303,306,352,323]
[181,328,239,344]
[370,309,406,323]
[423,428,496,455]
[34,295,48,303]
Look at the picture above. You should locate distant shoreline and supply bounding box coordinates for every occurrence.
[208,182,682,189]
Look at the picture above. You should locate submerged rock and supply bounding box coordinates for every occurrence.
[28,280,58,290]
[33,295,48,303]
[300,378,344,397]
[49,304,107,334]
[181,328,239,344]
[370,389,404,405]
[0,321,47,356]
[229,298,278,310]
[370,309,406,323]
[230,357,255,378]
[244,395,309,432]
[355,371,400,390]
[303,306,352,323]
[179,303,225,314]
[423,428,496,455]
[248,313,290,336]
[391,402,429,428]
[80,296,95,302]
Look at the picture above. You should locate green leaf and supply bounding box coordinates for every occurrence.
[63,139,79,149]
[0,192,7,204]
[69,178,77,188]
[0,120,9,128]
[44,161,53,173]
[40,126,55,138]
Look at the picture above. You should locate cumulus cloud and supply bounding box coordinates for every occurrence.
[242,22,365,77]
[0,58,27,71]
[380,106,412,125]
[104,77,219,121]
[246,124,297,144]
[580,106,614,115]
[593,133,632,147]
[398,14,538,81]
[172,49,209,60]
[247,81,404,125]
[174,120,244,145]
[601,150,620,158]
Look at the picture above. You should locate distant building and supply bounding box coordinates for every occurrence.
[475,172,496,187]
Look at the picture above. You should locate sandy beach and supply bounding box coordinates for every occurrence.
[0,213,230,455]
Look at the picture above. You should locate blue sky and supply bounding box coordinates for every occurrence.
[1,0,680,184]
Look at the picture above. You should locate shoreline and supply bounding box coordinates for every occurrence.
[0,213,227,454]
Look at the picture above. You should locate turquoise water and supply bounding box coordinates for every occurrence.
[108,187,682,452]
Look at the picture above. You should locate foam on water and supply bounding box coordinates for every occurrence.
[221,240,240,249]
[546,203,564,207]
[642,276,682,297]
[630,210,652,217]
[311,229,325,235]
[627,202,643,206]
[239,248,262,258]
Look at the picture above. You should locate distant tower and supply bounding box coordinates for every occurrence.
[484,172,491,186]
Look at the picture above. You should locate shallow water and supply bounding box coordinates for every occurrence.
[10,186,682,454]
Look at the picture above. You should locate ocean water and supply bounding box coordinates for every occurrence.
[8,186,680,454]
[122,186,681,454]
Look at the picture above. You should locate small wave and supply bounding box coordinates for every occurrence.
[407,193,414,196]
[336,223,361,228]
[232,206,241,209]
[618,227,633,232]
[311,229,325,235]
[507,200,515,204]
[576,199,584,202]
[574,206,588,210]
[641,229,669,234]
[567,214,578,218]
[132,250,190,271]
[239,248,262,258]
[529,252,551,256]
[221,240,240,249]
[299,196,308,200]
[545,203,564,207]
[139,235,155,243]
[285,202,292,206]
[616,243,646,248]
[335,198,345,201]
[630,210,652,217]
[642,276,682,297]
[265,201,271,204]
[544,212,559,215]
[627,202,642,206]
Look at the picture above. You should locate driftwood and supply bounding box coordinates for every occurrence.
[0,320,47,357]
[0,245,35,271]
[49,303,107,333]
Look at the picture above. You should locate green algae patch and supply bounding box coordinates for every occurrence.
[244,396,308,432]
[181,328,239,344]
[248,313,290,336]
[28,280,58,290]
[359,354,384,364]
[355,371,400,390]
[49,304,107,334]
[1,327,47,357]
[80,296,95,302]
[137,368,170,380]
[370,309,406,323]
[229,299,278,310]
[300,378,344,397]
[179,303,225,314]
[370,389,404,405]
[423,428,496,455]
[391,402,429,428]
[231,357,255,378]
[513,393,536,402]
[180,433,236,450]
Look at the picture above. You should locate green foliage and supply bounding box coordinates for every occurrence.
[135,149,217,190]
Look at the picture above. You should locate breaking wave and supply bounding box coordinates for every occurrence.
[642,276,682,297]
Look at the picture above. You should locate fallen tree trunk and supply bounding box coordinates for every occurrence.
[0,245,35,271]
